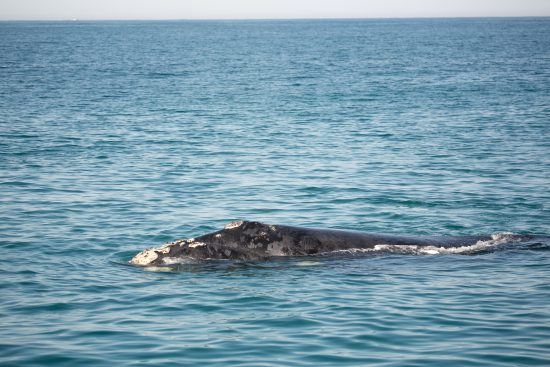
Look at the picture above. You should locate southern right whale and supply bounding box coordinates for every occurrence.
[130,220,531,266]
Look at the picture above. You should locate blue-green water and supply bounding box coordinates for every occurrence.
[1,18,549,366]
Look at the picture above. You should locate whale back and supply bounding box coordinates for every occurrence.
[130,220,496,266]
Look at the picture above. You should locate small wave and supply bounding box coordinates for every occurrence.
[296,260,322,266]
[326,233,524,256]
[143,266,177,272]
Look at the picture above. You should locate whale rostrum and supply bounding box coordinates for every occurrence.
[129,220,511,266]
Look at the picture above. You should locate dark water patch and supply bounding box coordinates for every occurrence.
[15,302,75,313]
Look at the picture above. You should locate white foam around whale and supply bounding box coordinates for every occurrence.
[327,232,521,256]
[161,256,197,265]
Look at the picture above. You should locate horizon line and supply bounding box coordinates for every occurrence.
[1,15,549,22]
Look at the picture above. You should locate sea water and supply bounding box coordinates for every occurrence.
[0,18,549,366]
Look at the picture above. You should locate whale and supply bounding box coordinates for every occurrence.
[129,220,525,266]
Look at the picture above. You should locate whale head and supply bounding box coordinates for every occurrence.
[130,221,288,266]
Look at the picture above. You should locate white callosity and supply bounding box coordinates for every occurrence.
[130,242,172,265]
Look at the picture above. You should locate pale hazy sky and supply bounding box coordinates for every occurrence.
[1,0,549,21]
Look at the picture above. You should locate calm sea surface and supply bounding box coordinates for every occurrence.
[1,18,549,366]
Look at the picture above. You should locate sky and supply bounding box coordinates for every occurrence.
[1,0,549,21]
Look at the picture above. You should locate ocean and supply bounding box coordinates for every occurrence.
[0,18,549,366]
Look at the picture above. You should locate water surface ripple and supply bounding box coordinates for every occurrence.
[1,18,549,366]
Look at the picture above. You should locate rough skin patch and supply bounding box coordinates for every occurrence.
[188,241,206,248]
[130,248,159,265]
[130,242,171,265]
[266,241,285,256]
[225,220,244,229]
[157,244,171,253]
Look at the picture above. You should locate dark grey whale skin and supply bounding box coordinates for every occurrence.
[130,220,497,266]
